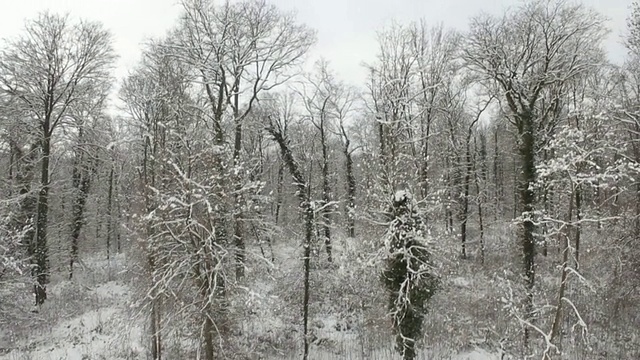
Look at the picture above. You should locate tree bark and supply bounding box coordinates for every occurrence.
[473,136,486,264]
[266,124,314,360]
[444,156,453,233]
[106,163,114,260]
[517,113,537,347]
[345,146,356,238]
[150,280,162,360]
[10,142,38,264]
[548,186,574,358]
[116,163,122,253]
[34,128,51,306]
[418,89,434,200]
[319,117,332,262]
[542,149,551,257]
[69,136,93,279]
[8,143,15,196]
[574,184,582,269]
[493,126,501,221]
[460,127,474,259]
[233,88,245,280]
[274,162,284,225]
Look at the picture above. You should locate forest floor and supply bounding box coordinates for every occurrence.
[0,253,144,360]
[0,234,503,360]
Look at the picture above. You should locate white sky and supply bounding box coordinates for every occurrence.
[0,0,633,86]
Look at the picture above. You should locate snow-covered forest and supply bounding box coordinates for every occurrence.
[0,0,639,359]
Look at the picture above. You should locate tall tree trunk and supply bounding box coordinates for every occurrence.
[541,149,554,257]
[150,279,162,360]
[548,186,574,358]
[267,125,314,360]
[636,181,640,240]
[190,227,227,360]
[34,129,51,306]
[302,206,312,360]
[460,130,473,259]
[69,141,93,280]
[377,116,392,192]
[233,89,246,280]
[419,109,433,199]
[493,126,501,221]
[518,114,537,348]
[233,205,245,280]
[95,195,101,253]
[474,136,486,265]
[194,261,224,360]
[345,146,356,238]
[460,173,470,258]
[203,76,230,251]
[541,149,550,257]
[116,162,122,253]
[275,162,284,225]
[513,157,519,220]
[106,164,114,260]
[444,156,453,233]
[574,184,582,269]
[13,143,38,271]
[320,122,332,262]
[202,311,215,360]
[8,143,15,196]
[142,119,163,360]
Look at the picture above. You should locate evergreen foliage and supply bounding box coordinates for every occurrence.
[382,187,439,360]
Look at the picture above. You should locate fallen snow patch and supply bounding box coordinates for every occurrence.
[451,276,472,289]
[454,348,500,360]
[53,307,118,335]
[93,281,129,300]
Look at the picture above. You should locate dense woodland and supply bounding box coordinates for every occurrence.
[0,0,639,359]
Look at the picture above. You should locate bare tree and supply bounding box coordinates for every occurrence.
[0,12,115,305]
[298,60,339,261]
[331,84,360,238]
[463,0,606,348]
[365,23,418,194]
[176,0,315,279]
[459,94,493,259]
[265,108,315,360]
[68,84,111,279]
[410,23,461,200]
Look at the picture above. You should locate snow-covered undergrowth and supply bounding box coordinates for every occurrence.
[0,232,503,359]
[237,223,638,359]
[0,253,144,360]
[236,230,502,360]
[2,223,635,359]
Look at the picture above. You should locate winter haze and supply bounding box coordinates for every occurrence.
[1,0,639,360]
[0,0,632,84]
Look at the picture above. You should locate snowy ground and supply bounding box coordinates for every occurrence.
[0,245,500,360]
[0,254,145,360]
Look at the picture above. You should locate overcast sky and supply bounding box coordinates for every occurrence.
[0,0,633,86]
